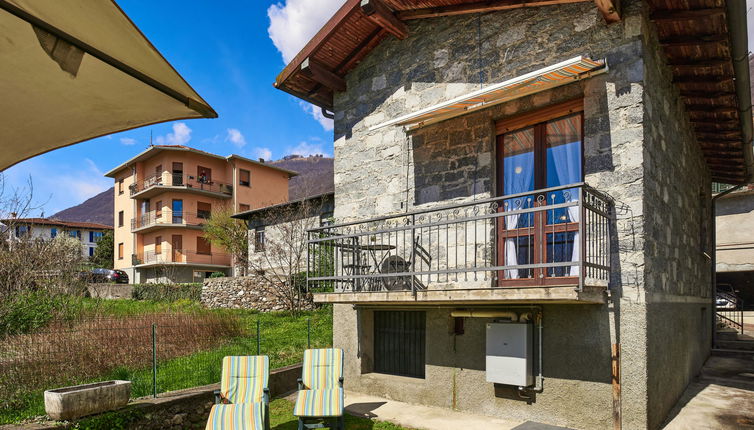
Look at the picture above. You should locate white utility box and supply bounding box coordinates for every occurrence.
[485,322,533,387]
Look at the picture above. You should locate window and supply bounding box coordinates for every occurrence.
[497,101,583,284]
[118,179,124,195]
[15,225,29,237]
[239,169,250,187]
[118,211,124,227]
[89,231,103,243]
[69,230,81,240]
[320,211,334,227]
[374,311,426,378]
[155,236,162,254]
[700,186,709,254]
[155,164,162,179]
[197,236,211,255]
[50,228,57,238]
[172,162,184,186]
[239,203,250,212]
[89,247,94,257]
[172,199,183,223]
[197,202,212,219]
[254,227,265,252]
[118,243,124,260]
[155,201,162,217]
[197,166,212,184]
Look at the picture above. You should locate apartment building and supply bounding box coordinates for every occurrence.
[1,217,112,259]
[105,145,296,283]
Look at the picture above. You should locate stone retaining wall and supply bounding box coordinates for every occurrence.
[201,276,312,311]
[86,283,133,299]
[0,363,302,430]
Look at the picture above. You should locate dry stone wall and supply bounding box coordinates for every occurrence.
[201,276,313,311]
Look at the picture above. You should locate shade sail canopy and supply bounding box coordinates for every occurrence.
[0,0,217,171]
[370,56,606,131]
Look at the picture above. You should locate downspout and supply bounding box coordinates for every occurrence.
[711,184,744,348]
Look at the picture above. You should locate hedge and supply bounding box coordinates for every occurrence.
[131,283,202,302]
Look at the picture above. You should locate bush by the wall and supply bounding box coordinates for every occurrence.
[209,271,225,278]
[131,283,202,302]
[0,292,84,337]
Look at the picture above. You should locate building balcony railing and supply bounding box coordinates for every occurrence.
[132,249,231,267]
[131,210,209,231]
[129,173,233,197]
[306,183,612,304]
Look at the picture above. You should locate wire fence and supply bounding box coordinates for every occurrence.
[0,311,331,423]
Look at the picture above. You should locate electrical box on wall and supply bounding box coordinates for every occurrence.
[486,322,533,387]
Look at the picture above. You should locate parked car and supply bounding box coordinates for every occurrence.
[80,268,129,284]
[716,283,738,310]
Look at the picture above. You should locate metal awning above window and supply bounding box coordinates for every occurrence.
[370,56,607,131]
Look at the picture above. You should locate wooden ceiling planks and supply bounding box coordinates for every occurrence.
[648,0,749,184]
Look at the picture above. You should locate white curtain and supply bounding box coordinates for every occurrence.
[550,140,581,276]
[503,153,534,279]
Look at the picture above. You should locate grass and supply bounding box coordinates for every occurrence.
[0,300,332,425]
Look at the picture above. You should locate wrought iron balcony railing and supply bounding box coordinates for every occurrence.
[131,210,210,231]
[129,173,233,196]
[307,183,612,294]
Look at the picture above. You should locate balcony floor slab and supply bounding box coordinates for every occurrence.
[313,285,607,305]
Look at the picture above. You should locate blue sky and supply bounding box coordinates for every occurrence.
[2,0,345,215]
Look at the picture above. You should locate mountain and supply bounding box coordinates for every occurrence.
[51,187,114,226]
[270,155,334,200]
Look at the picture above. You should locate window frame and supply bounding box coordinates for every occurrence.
[239,169,251,187]
[118,211,124,227]
[118,243,124,260]
[118,179,124,195]
[254,227,265,253]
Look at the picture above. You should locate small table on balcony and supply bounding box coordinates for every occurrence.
[331,243,396,291]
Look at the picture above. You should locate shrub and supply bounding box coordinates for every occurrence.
[0,292,84,337]
[209,271,225,278]
[131,283,202,302]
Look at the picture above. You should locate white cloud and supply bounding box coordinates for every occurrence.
[253,147,273,161]
[300,102,334,131]
[120,137,137,146]
[267,0,346,64]
[285,141,330,157]
[225,128,247,148]
[155,122,192,145]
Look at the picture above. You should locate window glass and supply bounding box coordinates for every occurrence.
[172,200,183,223]
[118,211,124,227]
[239,169,250,186]
[51,228,57,238]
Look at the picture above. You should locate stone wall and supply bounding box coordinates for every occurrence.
[201,276,312,311]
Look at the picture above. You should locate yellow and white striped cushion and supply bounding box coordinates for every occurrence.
[293,388,344,418]
[205,403,264,430]
[301,348,343,390]
[220,356,269,404]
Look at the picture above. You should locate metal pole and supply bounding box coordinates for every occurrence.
[307,318,311,349]
[256,319,261,355]
[151,323,157,399]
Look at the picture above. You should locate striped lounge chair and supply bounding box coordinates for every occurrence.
[206,355,270,430]
[294,348,345,430]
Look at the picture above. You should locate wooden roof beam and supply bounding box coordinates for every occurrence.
[301,57,346,92]
[659,34,728,48]
[594,0,620,23]
[361,0,408,40]
[395,0,590,20]
[650,8,725,22]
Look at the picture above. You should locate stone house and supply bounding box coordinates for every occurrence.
[274,1,752,429]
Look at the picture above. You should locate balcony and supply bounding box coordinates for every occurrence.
[129,173,233,199]
[131,211,208,233]
[132,249,231,268]
[306,184,612,305]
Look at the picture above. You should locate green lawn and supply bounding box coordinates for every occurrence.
[0,300,333,424]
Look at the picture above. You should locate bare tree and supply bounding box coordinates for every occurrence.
[202,204,249,276]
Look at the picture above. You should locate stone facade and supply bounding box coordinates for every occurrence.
[328,1,713,429]
[201,276,302,311]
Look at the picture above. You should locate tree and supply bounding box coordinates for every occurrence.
[202,204,249,275]
[90,230,114,268]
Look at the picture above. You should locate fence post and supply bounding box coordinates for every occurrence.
[256,319,261,355]
[307,318,311,349]
[151,323,157,399]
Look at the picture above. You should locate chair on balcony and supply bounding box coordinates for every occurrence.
[380,236,431,291]
[293,348,344,430]
[207,355,270,430]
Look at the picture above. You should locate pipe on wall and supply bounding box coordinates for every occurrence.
[450,310,518,320]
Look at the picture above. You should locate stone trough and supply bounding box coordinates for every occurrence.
[44,380,131,420]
